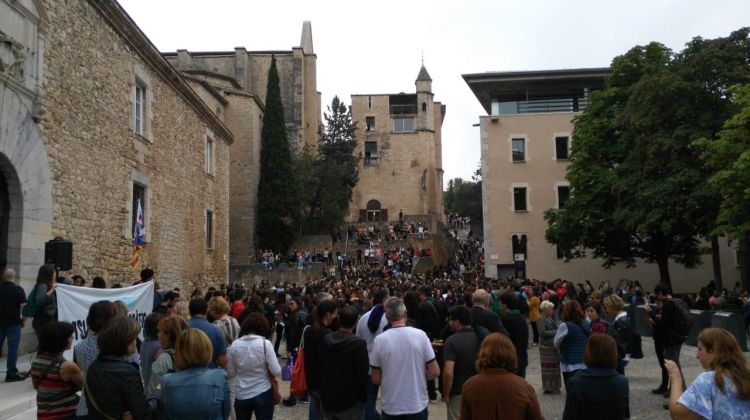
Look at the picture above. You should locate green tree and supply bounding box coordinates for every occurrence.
[704,84,750,239]
[256,56,297,252]
[545,29,750,290]
[444,164,483,227]
[301,96,359,234]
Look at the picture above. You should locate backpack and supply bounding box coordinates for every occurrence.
[22,285,39,318]
[671,298,693,340]
[489,293,501,315]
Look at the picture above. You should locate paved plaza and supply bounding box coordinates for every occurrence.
[4,333,749,419]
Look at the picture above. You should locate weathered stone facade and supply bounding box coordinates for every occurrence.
[163,23,321,266]
[181,73,264,266]
[0,0,233,295]
[349,66,445,227]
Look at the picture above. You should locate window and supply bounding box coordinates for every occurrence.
[368,96,372,109]
[512,138,525,162]
[366,116,375,132]
[422,102,427,112]
[205,136,214,175]
[556,136,570,160]
[512,234,528,258]
[132,183,146,239]
[364,141,378,165]
[134,82,145,135]
[557,185,570,209]
[513,187,527,211]
[205,210,214,248]
[393,118,414,133]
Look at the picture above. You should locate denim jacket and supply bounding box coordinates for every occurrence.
[161,367,230,420]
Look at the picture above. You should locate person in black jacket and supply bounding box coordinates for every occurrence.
[499,293,529,378]
[469,289,509,337]
[86,316,157,420]
[303,299,338,417]
[562,334,629,420]
[320,305,368,419]
[416,285,446,401]
[647,283,686,403]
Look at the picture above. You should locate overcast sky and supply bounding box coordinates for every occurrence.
[118,0,749,187]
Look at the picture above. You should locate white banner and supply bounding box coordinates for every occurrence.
[56,282,154,359]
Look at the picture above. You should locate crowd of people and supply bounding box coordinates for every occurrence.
[1,217,750,419]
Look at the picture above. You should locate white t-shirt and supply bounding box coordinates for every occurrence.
[371,326,435,415]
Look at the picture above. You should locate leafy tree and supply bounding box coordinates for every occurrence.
[300,96,359,234]
[256,56,297,252]
[444,164,483,227]
[545,29,750,290]
[703,84,750,239]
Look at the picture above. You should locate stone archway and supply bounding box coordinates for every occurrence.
[0,88,54,283]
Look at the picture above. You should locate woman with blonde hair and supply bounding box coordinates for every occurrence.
[147,316,188,398]
[666,328,750,419]
[162,329,231,419]
[209,296,240,345]
[172,299,190,320]
[460,333,543,420]
[603,294,630,374]
[537,300,561,393]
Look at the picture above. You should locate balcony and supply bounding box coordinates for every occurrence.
[492,97,588,115]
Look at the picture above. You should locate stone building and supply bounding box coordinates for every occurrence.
[163,22,321,265]
[349,65,445,226]
[0,0,232,293]
[463,68,740,292]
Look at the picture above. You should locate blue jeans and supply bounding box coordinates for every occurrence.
[309,390,320,420]
[235,388,275,420]
[365,375,381,420]
[0,324,21,375]
[382,408,428,420]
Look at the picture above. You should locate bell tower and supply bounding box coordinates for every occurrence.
[416,64,434,131]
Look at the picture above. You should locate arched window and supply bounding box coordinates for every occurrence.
[364,200,384,222]
[422,102,427,112]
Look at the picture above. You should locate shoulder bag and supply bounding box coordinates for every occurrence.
[289,325,310,398]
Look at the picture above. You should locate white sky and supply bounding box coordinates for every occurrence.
[117,0,749,187]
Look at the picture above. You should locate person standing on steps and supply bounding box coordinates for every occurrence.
[0,268,27,382]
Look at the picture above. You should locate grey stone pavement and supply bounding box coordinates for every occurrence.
[4,334,749,420]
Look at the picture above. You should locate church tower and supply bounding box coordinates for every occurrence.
[416,65,434,132]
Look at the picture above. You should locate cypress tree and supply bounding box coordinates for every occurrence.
[256,56,297,252]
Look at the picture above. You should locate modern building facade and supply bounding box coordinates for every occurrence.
[349,66,445,226]
[463,68,740,293]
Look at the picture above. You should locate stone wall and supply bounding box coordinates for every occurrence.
[229,262,327,287]
[165,43,320,153]
[349,69,445,225]
[39,0,232,291]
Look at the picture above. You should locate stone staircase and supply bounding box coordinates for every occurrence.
[0,354,36,419]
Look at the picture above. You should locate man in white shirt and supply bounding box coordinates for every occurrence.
[371,298,440,419]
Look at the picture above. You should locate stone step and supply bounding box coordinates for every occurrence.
[0,354,36,420]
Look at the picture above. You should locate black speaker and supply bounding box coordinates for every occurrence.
[45,239,73,271]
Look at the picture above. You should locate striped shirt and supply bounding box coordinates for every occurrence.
[31,353,79,419]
